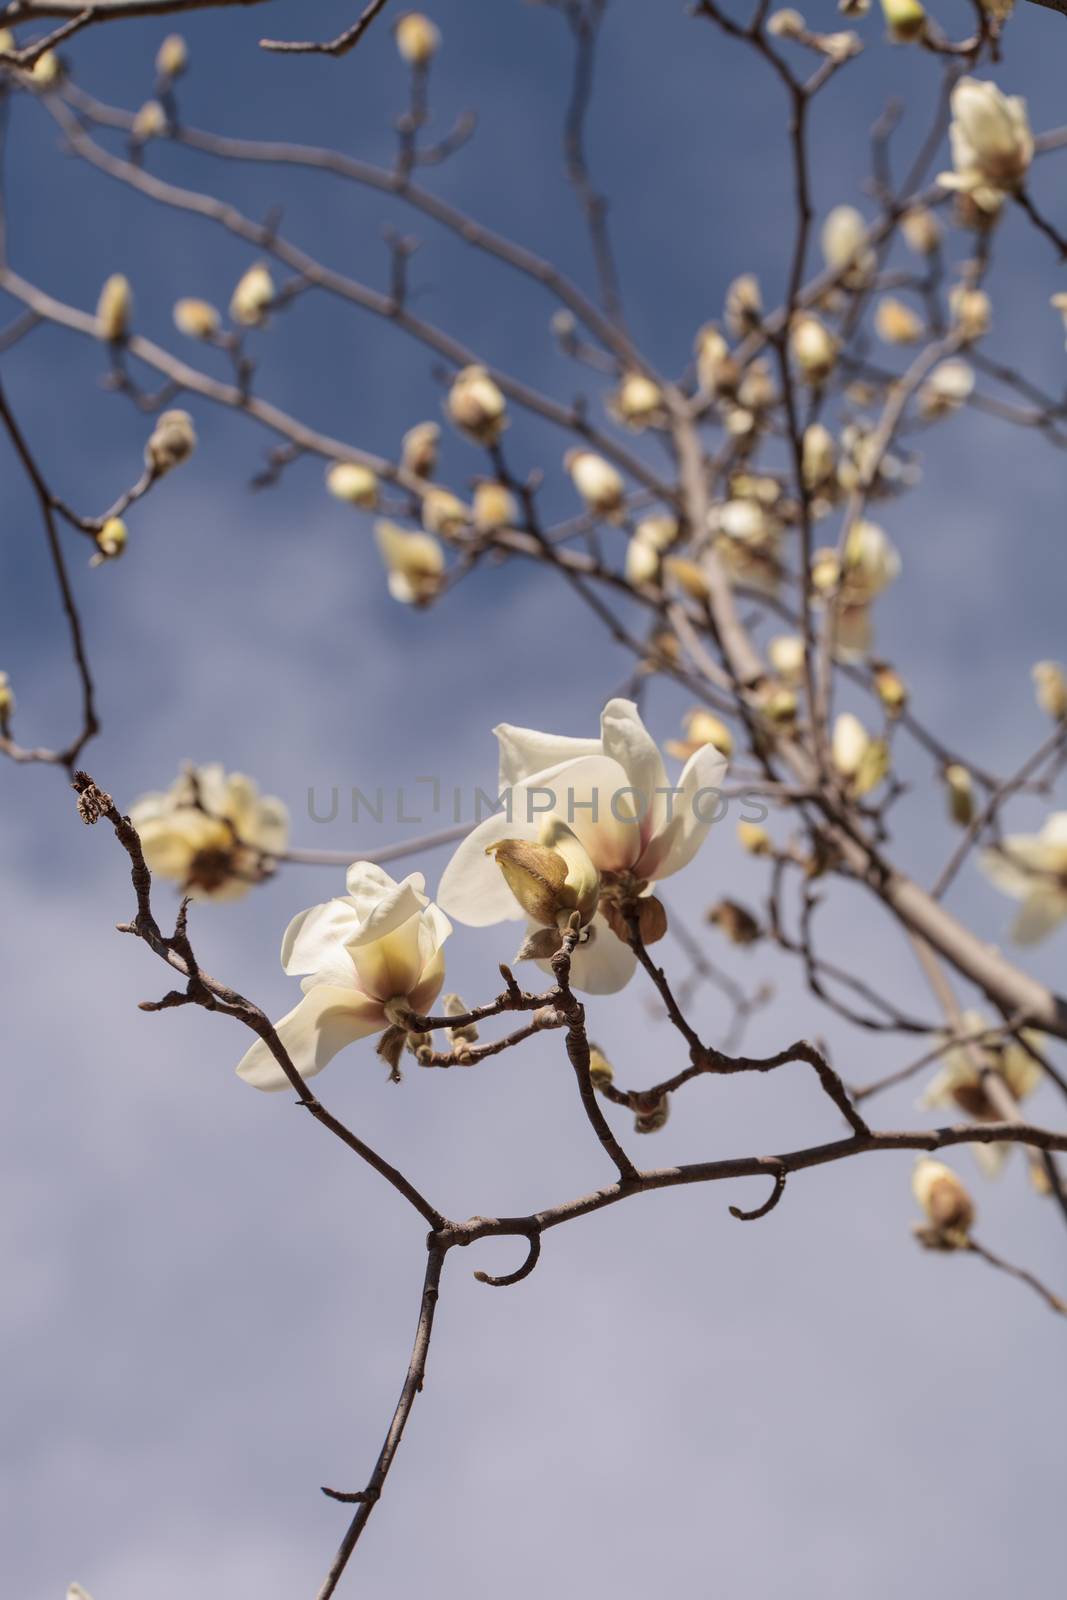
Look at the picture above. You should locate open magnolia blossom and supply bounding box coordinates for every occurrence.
[980,812,1067,944]
[938,77,1033,213]
[921,1009,1044,1177]
[236,864,451,1091]
[437,699,728,993]
[130,764,289,901]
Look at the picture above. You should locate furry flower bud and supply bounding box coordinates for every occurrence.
[447,365,507,444]
[1033,661,1067,722]
[145,409,196,474]
[156,33,188,78]
[173,297,220,340]
[374,520,444,604]
[326,462,379,508]
[400,420,440,479]
[230,263,274,327]
[96,274,132,342]
[395,12,440,65]
[912,1158,974,1233]
[880,0,926,39]
[472,481,516,531]
[565,449,626,520]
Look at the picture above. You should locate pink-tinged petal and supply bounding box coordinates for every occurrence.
[494,721,600,787]
[235,985,384,1091]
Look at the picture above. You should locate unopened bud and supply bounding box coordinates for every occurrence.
[802,423,835,489]
[873,662,908,716]
[912,1157,974,1234]
[90,517,128,566]
[420,487,467,537]
[632,1092,670,1134]
[944,763,975,826]
[901,205,941,255]
[875,296,923,344]
[1033,660,1067,721]
[737,820,772,856]
[442,993,478,1046]
[375,520,444,605]
[708,899,762,946]
[326,462,379,508]
[880,0,926,38]
[565,449,626,520]
[132,99,166,141]
[31,51,60,87]
[173,297,220,340]
[156,33,188,78]
[663,556,710,602]
[694,323,736,394]
[400,420,440,479]
[486,820,600,928]
[790,314,837,383]
[832,712,870,780]
[625,533,661,587]
[472,480,516,532]
[230,263,274,327]
[665,708,734,760]
[0,670,13,722]
[395,12,440,65]
[447,364,507,444]
[919,358,974,418]
[810,547,841,595]
[768,633,806,682]
[725,273,763,338]
[612,371,663,429]
[588,1046,614,1089]
[145,409,196,474]
[950,285,991,341]
[768,8,806,36]
[96,274,132,343]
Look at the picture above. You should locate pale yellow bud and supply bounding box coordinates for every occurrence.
[156,33,188,78]
[625,534,661,587]
[912,1158,974,1232]
[588,1046,614,1089]
[949,285,991,341]
[442,993,478,1047]
[707,899,762,945]
[145,409,196,474]
[944,763,975,826]
[810,547,840,595]
[173,297,220,340]
[767,8,805,36]
[400,420,440,479]
[612,371,663,429]
[873,662,908,716]
[1051,292,1067,349]
[821,205,870,276]
[663,556,711,602]
[768,634,806,682]
[694,323,736,395]
[96,274,132,343]
[0,30,15,53]
[446,365,507,444]
[760,685,798,726]
[472,480,516,532]
[30,50,59,86]
[838,0,870,13]
[880,0,926,39]
[374,520,444,605]
[420,487,467,537]
[802,423,835,489]
[0,670,14,722]
[633,515,677,551]
[832,712,870,779]
[1033,661,1067,722]
[132,100,166,141]
[737,820,772,855]
[819,29,862,60]
[666,709,734,760]
[326,462,379,508]
[901,206,941,255]
[565,449,626,519]
[229,263,274,327]
[919,358,974,418]
[725,273,763,338]
[93,516,128,563]
[790,314,837,382]
[717,498,769,544]
[875,297,923,344]
[395,11,440,65]
[738,359,776,411]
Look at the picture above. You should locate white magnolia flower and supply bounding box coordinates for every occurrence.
[921,1009,1043,1177]
[437,699,728,993]
[131,764,288,901]
[938,78,1033,211]
[981,812,1067,943]
[236,865,451,1090]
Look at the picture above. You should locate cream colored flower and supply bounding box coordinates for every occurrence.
[565,449,626,521]
[326,462,379,508]
[981,812,1067,943]
[230,263,274,327]
[236,864,451,1091]
[96,274,132,342]
[173,298,220,340]
[131,764,288,902]
[437,699,728,994]
[446,365,507,444]
[395,12,440,65]
[939,78,1033,211]
[374,520,444,604]
[145,409,196,474]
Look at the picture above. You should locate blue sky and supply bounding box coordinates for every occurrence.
[2,1,1067,1596]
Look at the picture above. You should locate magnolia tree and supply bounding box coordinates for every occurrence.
[4,0,1067,1595]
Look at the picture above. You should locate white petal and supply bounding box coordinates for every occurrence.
[349,917,425,1001]
[437,810,535,926]
[235,986,384,1091]
[1010,890,1067,946]
[599,698,669,842]
[649,741,729,880]
[345,865,428,946]
[494,720,600,788]
[281,898,362,975]
[537,913,638,995]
